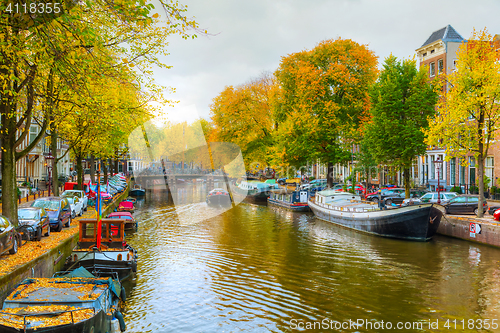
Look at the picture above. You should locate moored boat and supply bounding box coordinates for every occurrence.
[0,268,126,333]
[64,218,138,281]
[117,201,134,213]
[308,190,442,241]
[129,184,145,196]
[206,188,232,207]
[268,189,311,212]
[232,180,280,204]
[108,211,137,230]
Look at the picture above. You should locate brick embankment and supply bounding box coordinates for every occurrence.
[437,209,500,248]
[0,184,129,303]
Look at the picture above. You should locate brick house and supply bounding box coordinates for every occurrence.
[416,25,500,193]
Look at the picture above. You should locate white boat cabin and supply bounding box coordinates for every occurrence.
[315,190,361,205]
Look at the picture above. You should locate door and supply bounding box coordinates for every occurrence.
[299,191,308,202]
[447,196,466,214]
[394,193,406,204]
[60,200,70,223]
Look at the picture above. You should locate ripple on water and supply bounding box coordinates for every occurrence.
[123,193,500,332]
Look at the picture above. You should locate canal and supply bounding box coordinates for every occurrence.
[122,184,500,332]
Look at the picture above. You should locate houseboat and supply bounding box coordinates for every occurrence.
[64,218,138,281]
[233,180,280,204]
[0,268,126,333]
[268,189,311,212]
[308,190,442,241]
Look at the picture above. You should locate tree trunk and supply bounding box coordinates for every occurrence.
[103,162,109,184]
[50,132,59,196]
[404,167,411,198]
[327,162,334,188]
[90,155,95,184]
[109,158,113,176]
[76,152,84,190]
[379,167,383,189]
[1,139,19,226]
[477,154,485,217]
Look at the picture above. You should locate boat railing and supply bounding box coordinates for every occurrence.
[312,200,381,212]
[0,306,97,330]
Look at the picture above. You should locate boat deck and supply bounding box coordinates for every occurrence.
[310,197,385,212]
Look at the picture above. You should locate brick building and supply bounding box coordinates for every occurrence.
[416,25,500,193]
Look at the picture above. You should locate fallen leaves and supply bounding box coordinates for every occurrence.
[0,209,97,276]
[0,305,95,329]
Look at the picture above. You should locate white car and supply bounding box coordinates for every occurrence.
[61,190,88,212]
[66,196,83,218]
[403,192,458,205]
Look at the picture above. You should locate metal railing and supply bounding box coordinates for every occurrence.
[0,306,96,331]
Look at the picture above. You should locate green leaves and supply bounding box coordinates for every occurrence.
[364,55,436,171]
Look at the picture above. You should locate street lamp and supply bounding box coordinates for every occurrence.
[45,151,55,197]
[435,157,443,204]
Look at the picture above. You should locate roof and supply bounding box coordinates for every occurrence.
[421,25,465,48]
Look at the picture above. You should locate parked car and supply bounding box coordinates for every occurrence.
[404,192,458,205]
[66,196,83,218]
[61,190,88,212]
[384,189,429,206]
[488,205,500,216]
[17,207,50,241]
[442,195,487,215]
[366,188,405,203]
[0,215,20,255]
[31,197,72,232]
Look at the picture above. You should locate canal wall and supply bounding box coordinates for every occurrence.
[437,214,500,248]
[0,185,130,303]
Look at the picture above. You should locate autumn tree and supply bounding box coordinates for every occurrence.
[425,29,500,217]
[364,55,437,197]
[273,38,378,187]
[210,73,276,170]
[0,0,200,224]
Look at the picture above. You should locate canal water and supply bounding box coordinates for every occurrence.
[122,184,500,332]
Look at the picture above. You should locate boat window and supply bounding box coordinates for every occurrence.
[82,223,96,238]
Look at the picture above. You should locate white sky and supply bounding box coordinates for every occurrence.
[151,0,500,123]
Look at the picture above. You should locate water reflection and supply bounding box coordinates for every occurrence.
[122,184,500,332]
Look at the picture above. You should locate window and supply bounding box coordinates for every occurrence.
[430,155,435,179]
[450,158,456,185]
[430,62,436,76]
[486,156,494,187]
[452,196,467,203]
[468,197,479,203]
[438,59,444,74]
[431,49,435,54]
[469,157,476,185]
[29,125,38,144]
[423,52,427,57]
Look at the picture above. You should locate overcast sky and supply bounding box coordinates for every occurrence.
[151,0,500,124]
